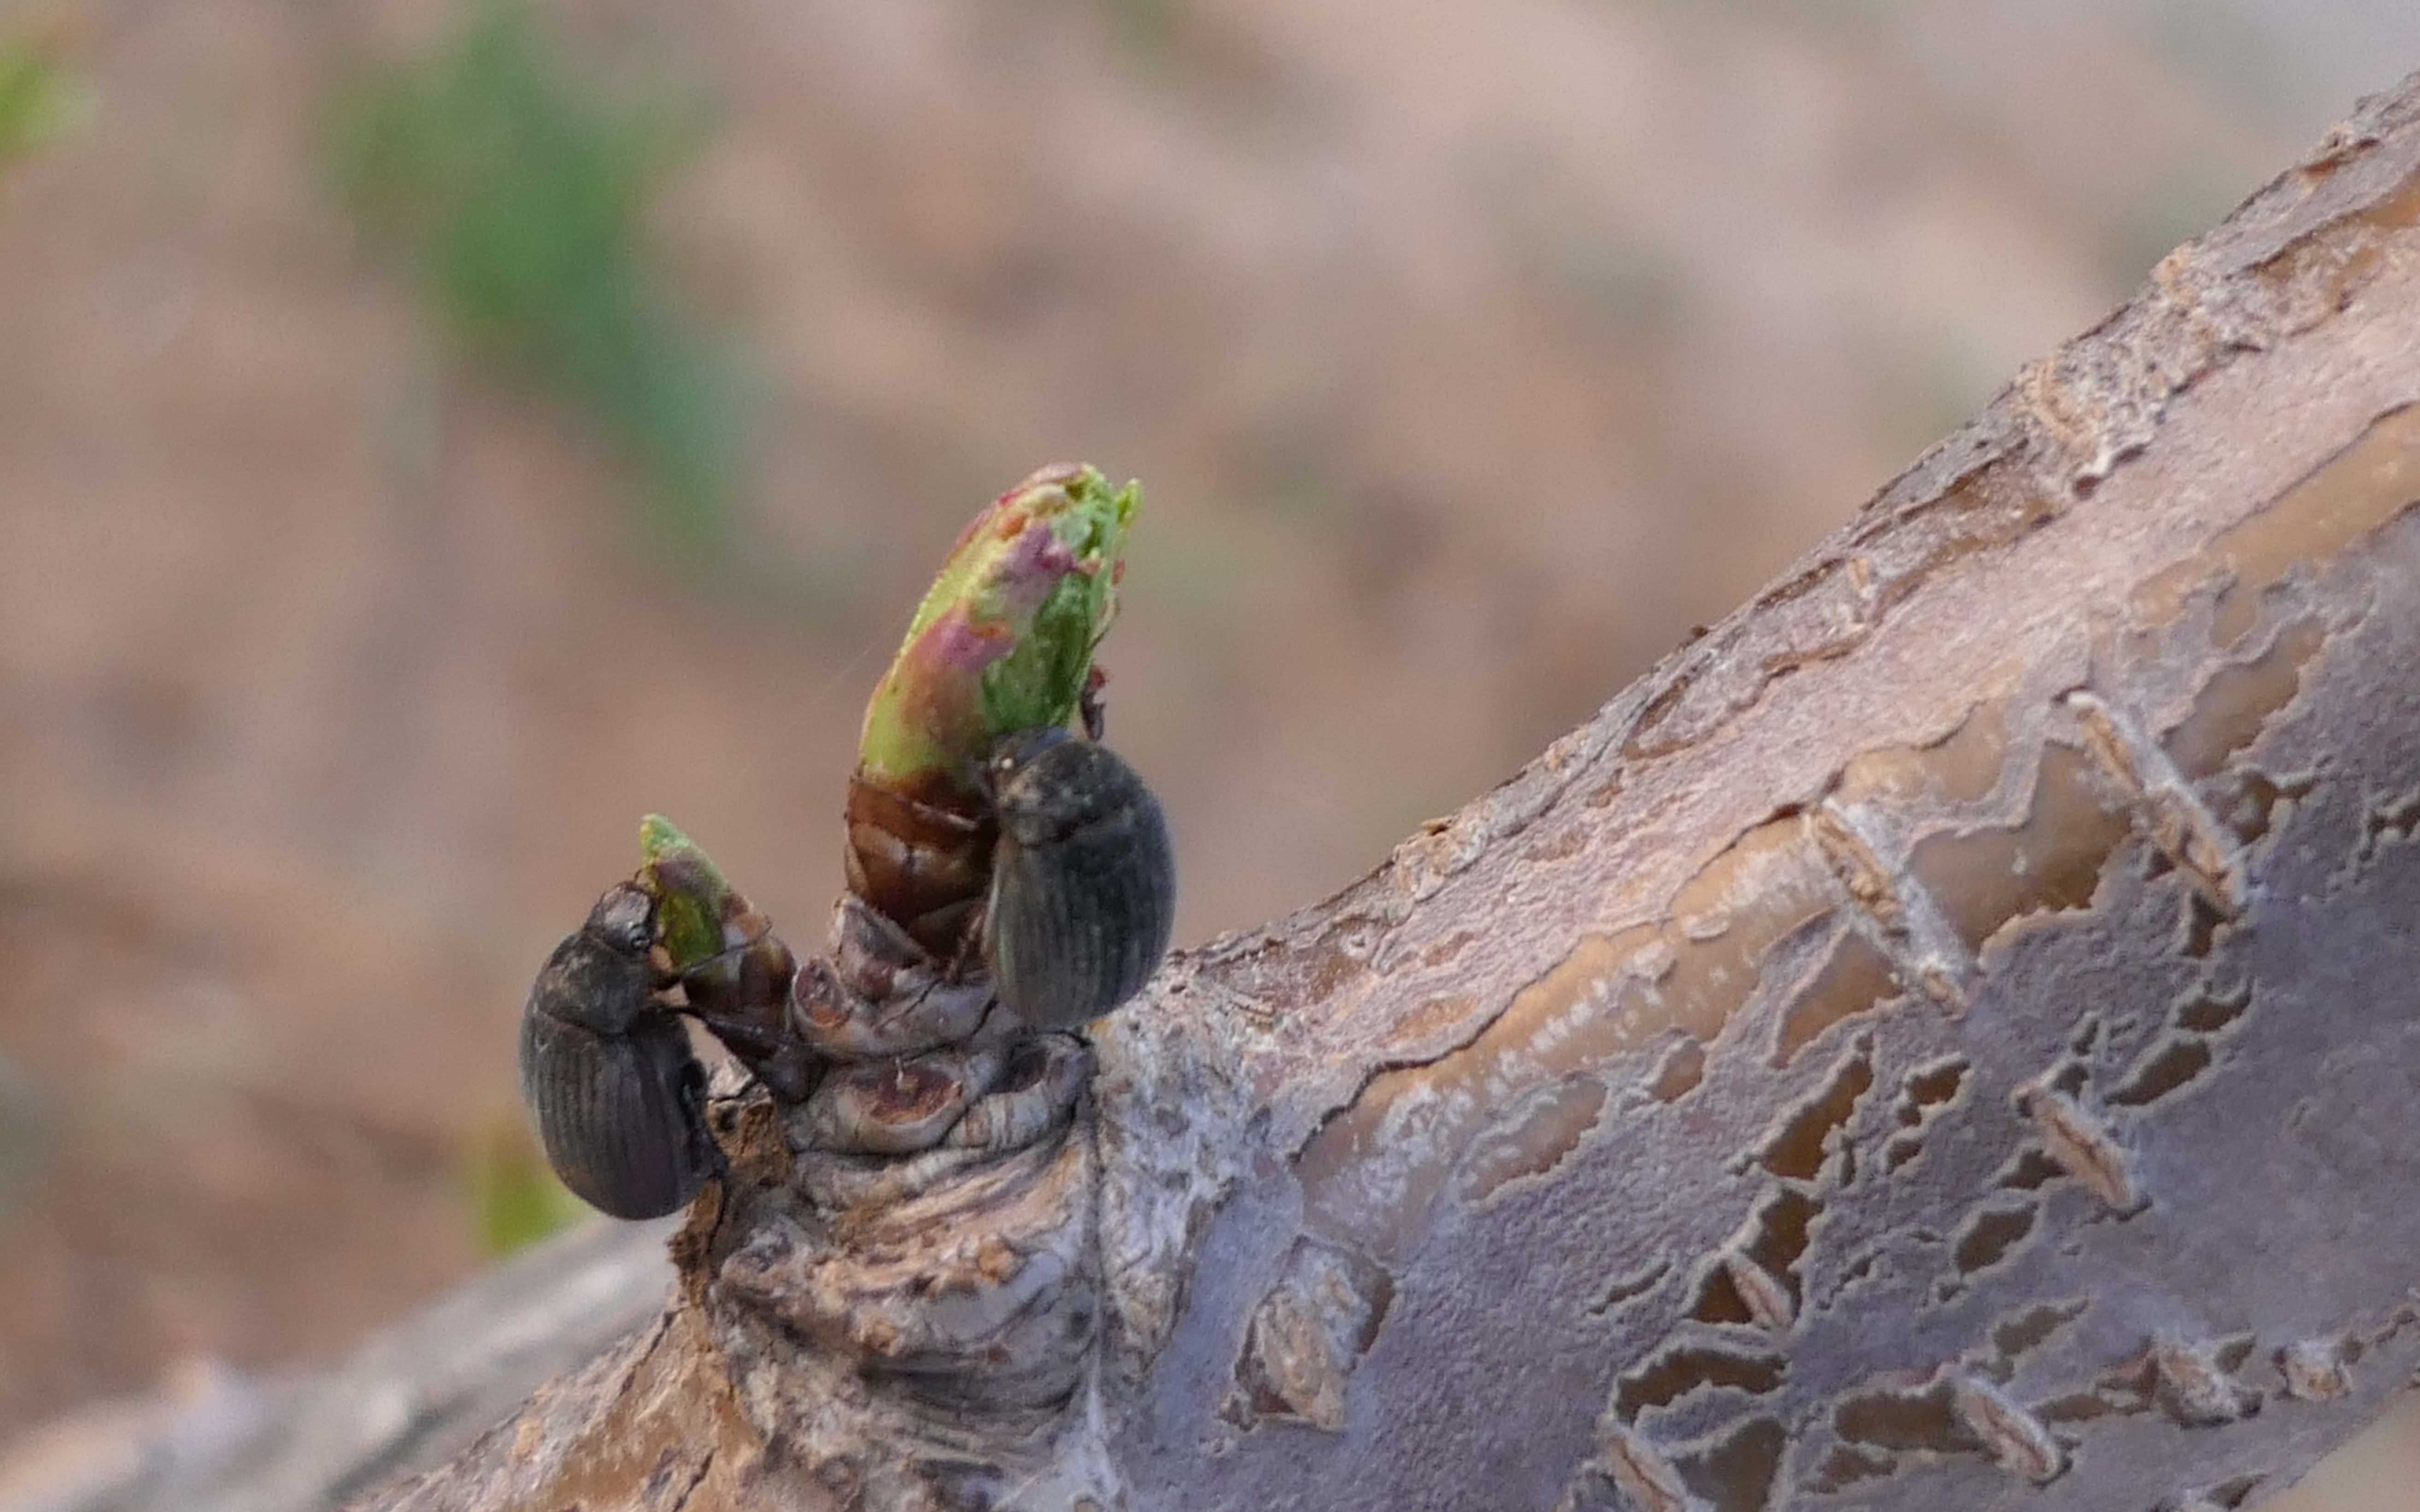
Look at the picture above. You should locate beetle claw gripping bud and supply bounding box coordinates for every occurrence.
[519,883,720,1219]
[983,728,1176,1033]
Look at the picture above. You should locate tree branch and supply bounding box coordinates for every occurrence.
[41,65,2420,1512]
[0,1216,674,1512]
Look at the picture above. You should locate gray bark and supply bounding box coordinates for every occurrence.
[26,65,2420,1512]
[0,1217,674,1512]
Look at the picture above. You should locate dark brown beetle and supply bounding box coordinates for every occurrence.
[982,728,1177,1033]
[519,883,720,1219]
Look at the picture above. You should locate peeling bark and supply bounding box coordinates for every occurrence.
[90,70,2420,1512]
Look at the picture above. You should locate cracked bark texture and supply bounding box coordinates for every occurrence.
[289,69,2420,1512]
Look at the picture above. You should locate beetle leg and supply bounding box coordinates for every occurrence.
[673,928,822,1100]
[944,1035,1092,1152]
[1079,665,1108,741]
[791,1044,1006,1155]
[792,917,994,1060]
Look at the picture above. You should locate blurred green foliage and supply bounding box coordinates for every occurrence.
[0,18,86,175]
[456,1098,589,1259]
[1102,0,1181,57]
[0,1051,51,1235]
[330,2,740,561]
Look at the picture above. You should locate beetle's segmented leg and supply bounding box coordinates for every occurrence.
[675,930,820,1101]
[791,941,997,1061]
[792,1044,1008,1155]
[944,1035,1093,1152]
[1079,665,1109,742]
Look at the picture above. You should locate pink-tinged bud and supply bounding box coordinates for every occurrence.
[846,464,1140,953]
[857,463,1137,797]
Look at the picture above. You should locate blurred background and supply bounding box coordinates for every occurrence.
[0,0,2417,1501]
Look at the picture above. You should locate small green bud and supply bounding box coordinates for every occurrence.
[635,813,731,969]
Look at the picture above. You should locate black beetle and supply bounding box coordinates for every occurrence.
[519,883,720,1219]
[983,728,1177,1033]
